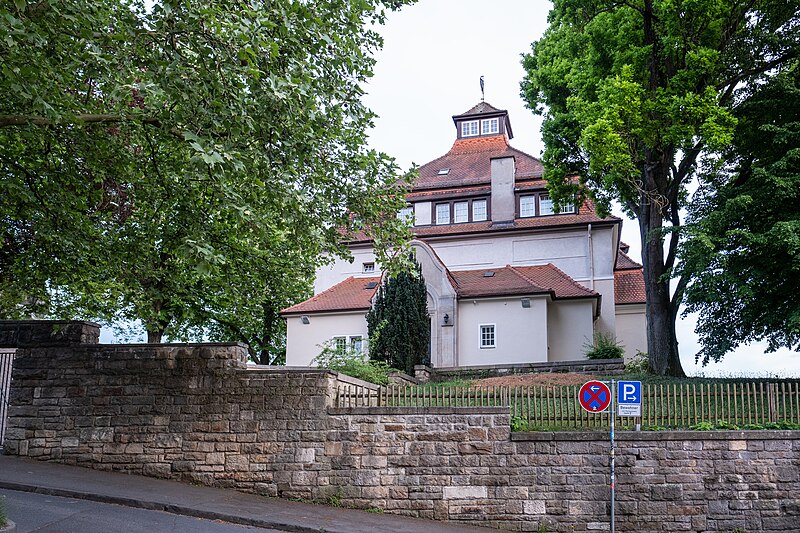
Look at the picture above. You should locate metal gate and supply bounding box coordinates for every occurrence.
[0,349,14,446]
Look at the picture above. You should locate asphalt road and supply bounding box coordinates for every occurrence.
[1,490,284,533]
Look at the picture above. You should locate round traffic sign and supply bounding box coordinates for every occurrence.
[579,380,611,412]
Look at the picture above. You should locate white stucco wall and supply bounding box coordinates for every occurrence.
[314,246,377,294]
[285,312,368,366]
[456,296,548,366]
[615,304,647,361]
[546,300,595,362]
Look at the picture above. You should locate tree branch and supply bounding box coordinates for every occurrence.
[0,114,184,139]
[716,50,800,93]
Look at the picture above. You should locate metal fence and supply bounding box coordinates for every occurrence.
[0,349,15,445]
[335,381,800,430]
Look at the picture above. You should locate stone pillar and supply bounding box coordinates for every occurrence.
[0,320,100,348]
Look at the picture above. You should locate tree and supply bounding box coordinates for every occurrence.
[1,0,413,347]
[367,259,430,375]
[680,60,800,364]
[521,0,800,375]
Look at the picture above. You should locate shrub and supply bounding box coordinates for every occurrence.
[313,341,396,385]
[583,332,625,359]
[625,350,650,373]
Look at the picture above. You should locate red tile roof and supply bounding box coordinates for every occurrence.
[281,276,380,314]
[414,135,543,190]
[616,250,643,270]
[450,264,598,300]
[614,269,646,305]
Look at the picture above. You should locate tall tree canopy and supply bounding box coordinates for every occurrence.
[521,0,800,375]
[367,259,430,375]
[1,0,413,356]
[680,61,800,365]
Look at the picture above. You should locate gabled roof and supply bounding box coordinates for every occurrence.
[448,264,598,300]
[281,276,380,314]
[415,136,543,190]
[614,269,646,305]
[616,249,643,270]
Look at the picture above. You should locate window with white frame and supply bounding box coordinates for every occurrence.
[461,120,479,137]
[453,201,469,223]
[479,324,496,349]
[481,118,499,135]
[398,206,414,223]
[349,336,363,353]
[436,203,450,224]
[559,199,577,214]
[539,194,554,215]
[472,199,487,221]
[333,336,347,352]
[362,262,375,273]
[520,195,536,217]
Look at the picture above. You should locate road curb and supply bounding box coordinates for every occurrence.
[0,482,326,533]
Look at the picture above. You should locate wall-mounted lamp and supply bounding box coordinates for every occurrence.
[443,313,450,325]
[521,298,531,309]
[301,315,310,325]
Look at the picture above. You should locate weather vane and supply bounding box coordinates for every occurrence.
[480,76,485,101]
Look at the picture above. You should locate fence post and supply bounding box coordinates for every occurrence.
[768,383,777,423]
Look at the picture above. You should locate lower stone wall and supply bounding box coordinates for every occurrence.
[3,322,799,532]
[327,408,800,532]
[427,358,625,382]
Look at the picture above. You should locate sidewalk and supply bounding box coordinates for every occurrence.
[0,454,496,533]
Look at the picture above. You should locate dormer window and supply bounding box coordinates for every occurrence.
[481,118,499,135]
[461,120,479,137]
[362,262,375,273]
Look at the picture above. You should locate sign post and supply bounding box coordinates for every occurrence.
[579,380,615,533]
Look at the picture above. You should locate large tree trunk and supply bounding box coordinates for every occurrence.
[638,162,686,377]
[147,329,164,343]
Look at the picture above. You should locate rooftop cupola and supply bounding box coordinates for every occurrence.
[451,102,513,140]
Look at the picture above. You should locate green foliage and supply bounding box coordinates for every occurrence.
[0,495,6,528]
[313,340,395,385]
[583,332,625,360]
[690,420,800,431]
[366,257,430,375]
[521,0,800,375]
[680,61,800,365]
[0,0,414,352]
[625,351,650,374]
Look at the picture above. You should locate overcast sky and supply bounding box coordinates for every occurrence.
[362,0,800,377]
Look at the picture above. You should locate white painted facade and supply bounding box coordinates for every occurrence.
[615,303,648,361]
[285,311,368,366]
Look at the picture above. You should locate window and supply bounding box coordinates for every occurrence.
[520,195,536,217]
[481,118,499,135]
[334,336,347,353]
[398,206,414,223]
[559,200,576,214]
[472,199,487,222]
[539,194,554,216]
[461,120,479,137]
[362,262,375,273]
[480,324,496,349]
[349,336,363,354]
[436,203,450,224]
[454,201,469,223]
[437,168,450,175]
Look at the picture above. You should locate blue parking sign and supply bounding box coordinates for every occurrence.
[617,380,642,416]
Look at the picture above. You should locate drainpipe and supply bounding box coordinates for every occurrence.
[587,224,594,290]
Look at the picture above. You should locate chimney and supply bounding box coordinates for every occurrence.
[490,156,515,224]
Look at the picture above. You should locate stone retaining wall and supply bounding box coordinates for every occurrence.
[2,321,798,532]
[425,358,625,382]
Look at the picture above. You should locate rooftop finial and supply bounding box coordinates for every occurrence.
[480,76,485,101]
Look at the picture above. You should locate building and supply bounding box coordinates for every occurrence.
[282,102,646,367]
